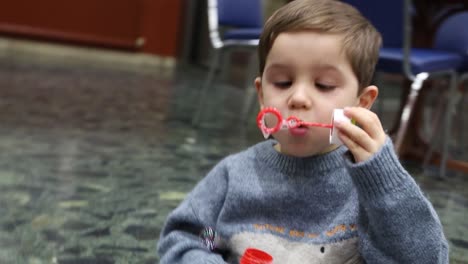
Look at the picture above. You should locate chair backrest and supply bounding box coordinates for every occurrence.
[342,0,417,78]
[341,0,405,47]
[206,0,262,48]
[434,12,468,56]
[216,0,263,28]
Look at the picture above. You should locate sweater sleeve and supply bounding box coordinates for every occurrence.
[157,159,230,264]
[345,137,449,264]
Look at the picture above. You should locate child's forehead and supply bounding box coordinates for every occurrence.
[265,62,342,75]
[272,30,345,46]
[266,31,349,67]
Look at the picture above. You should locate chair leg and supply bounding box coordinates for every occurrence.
[219,50,232,81]
[422,87,448,168]
[192,49,222,126]
[447,84,463,158]
[438,72,458,178]
[460,86,466,153]
[394,73,429,154]
[460,78,467,157]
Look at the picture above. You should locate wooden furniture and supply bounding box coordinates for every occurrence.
[0,0,184,57]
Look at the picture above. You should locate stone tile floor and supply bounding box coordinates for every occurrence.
[0,38,467,263]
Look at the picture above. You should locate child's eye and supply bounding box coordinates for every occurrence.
[273,81,292,89]
[316,83,336,90]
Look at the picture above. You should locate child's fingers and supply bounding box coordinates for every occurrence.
[345,107,383,141]
[336,107,387,162]
[336,120,374,153]
[338,131,371,162]
[343,107,385,142]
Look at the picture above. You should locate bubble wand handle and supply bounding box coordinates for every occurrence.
[295,119,333,129]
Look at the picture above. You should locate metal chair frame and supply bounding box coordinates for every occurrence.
[192,0,261,126]
[366,0,460,178]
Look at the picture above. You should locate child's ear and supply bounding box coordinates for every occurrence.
[357,85,379,109]
[255,77,264,109]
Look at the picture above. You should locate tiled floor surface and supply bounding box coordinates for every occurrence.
[0,38,467,263]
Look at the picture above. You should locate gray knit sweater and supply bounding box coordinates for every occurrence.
[158,138,448,263]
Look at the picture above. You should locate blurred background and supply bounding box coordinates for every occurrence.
[0,0,467,263]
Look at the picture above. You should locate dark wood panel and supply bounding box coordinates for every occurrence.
[0,0,185,57]
[140,0,184,57]
[0,0,141,49]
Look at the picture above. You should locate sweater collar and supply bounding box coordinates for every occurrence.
[254,140,347,176]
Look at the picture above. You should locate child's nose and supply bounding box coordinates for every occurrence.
[288,84,312,109]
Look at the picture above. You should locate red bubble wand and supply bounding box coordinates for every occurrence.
[257,107,354,145]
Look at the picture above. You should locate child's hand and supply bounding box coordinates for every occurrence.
[335,107,386,163]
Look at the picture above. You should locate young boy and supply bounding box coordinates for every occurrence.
[158,0,449,263]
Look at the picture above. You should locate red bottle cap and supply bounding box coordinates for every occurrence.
[240,248,273,264]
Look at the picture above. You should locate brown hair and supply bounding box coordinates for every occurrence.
[258,0,382,92]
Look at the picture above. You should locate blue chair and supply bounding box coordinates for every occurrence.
[192,0,263,126]
[424,11,468,171]
[342,0,462,178]
[434,11,468,73]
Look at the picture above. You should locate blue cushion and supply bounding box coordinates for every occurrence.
[218,0,263,28]
[377,48,462,74]
[434,12,468,73]
[342,0,404,47]
[223,28,262,40]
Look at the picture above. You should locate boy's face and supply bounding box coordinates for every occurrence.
[255,31,377,157]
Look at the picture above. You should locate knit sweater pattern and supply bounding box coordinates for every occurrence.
[158,138,449,263]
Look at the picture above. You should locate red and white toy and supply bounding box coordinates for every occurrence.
[256,107,351,145]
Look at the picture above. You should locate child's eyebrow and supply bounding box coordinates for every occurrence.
[265,63,346,79]
[314,64,349,79]
[265,63,289,71]
[315,63,341,73]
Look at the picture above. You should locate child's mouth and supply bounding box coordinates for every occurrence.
[289,125,308,136]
